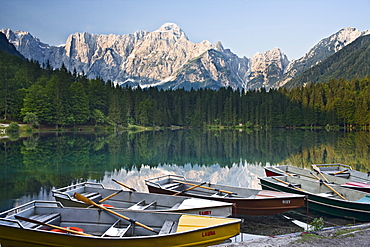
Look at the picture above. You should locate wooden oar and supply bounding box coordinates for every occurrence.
[74,193,158,233]
[312,165,330,183]
[99,190,123,203]
[271,177,307,192]
[112,179,136,192]
[172,182,207,196]
[173,180,237,195]
[333,169,348,175]
[14,215,92,236]
[272,167,294,177]
[310,172,347,201]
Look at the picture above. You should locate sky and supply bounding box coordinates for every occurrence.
[1,0,370,60]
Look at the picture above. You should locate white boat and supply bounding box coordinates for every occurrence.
[52,182,233,217]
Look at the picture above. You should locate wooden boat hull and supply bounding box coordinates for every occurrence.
[52,182,233,217]
[0,220,240,247]
[259,175,370,221]
[264,165,370,193]
[0,201,241,247]
[145,175,305,216]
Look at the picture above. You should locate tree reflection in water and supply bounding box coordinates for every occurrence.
[1,129,370,211]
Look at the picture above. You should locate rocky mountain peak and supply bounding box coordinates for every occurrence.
[155,23,187,40]
[327,27,362,52]
[212,41,224,52]
[2,24,368,91]
[246,47,289,89]
[277,27,369,88]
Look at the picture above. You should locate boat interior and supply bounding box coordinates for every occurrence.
[0,201,182,237]
[270,165,355,185]
[146,175,301,199]
[263,175,370,202]
[53,182,221,211]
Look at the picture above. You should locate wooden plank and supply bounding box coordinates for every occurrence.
[22,213,60,229]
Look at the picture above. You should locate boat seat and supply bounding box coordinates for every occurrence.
[164,183,181,189]
[80,192,101,201]
[128,200,157,210]
[102,219,132,237]
[159,220,178,235]
[21,213,61,229]
[210,192,229,198]
[140,201,157,210]
[128,200,145,210]
[171,202,181,209]
[288,183,301,188]
[317,192,335,197]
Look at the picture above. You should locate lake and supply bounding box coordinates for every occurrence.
[1,129,370,213]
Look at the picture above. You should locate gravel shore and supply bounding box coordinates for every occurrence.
[213,223,370,247]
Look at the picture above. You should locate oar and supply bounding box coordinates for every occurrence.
[312,165,330,183]
[173,180,237,195]
[310,172,347,201]
[271,177,307,192]
[172,182,207,196]
[14,215,92,236]
[74,193,157,233]
[99,190,123,203]
[333,169,348,175]
[112,179,137,192]
[272,167,294,177]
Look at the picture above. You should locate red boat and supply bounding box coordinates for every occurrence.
[145,174,306,216]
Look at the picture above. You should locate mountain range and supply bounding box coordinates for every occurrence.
[1,24,369,90]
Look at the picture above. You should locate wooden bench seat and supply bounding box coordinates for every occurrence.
[22,213,61,229]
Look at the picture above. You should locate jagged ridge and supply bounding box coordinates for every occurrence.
[1,24,368,90]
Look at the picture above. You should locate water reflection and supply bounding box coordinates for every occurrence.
[1,129,370,211]
[101,161,266,193]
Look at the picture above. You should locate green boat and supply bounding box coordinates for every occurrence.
[264,164,370,193]
[259,175,370,222]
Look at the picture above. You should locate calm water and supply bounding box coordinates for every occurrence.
[1,129,370,212]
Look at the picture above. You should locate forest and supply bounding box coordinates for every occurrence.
[1,50,370,129]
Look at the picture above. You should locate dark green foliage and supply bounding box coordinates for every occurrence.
[6,122,20,132]
[0,33,24,58]
[287,35,370,88]
[1,47,370,128]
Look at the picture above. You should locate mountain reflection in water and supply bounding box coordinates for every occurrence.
[101,161,265,192]
[1,129,370,212]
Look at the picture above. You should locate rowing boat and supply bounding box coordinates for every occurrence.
[0,201,241,247]
[264,165,370,193]
[259,175,370,221]
[52,182,233,217]
[314,163,370,180]
[145,174,306,216]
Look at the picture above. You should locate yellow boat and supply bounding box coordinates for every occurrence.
[0,201,241,247]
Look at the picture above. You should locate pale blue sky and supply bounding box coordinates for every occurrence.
[1,0,369,59]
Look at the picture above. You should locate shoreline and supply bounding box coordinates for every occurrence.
[215,222,370,247]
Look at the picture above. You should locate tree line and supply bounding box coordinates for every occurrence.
[1,50,370,129]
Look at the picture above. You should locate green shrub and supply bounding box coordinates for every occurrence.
[6,122,20,133]
[310,217,324,231]
[94,126,103,132]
